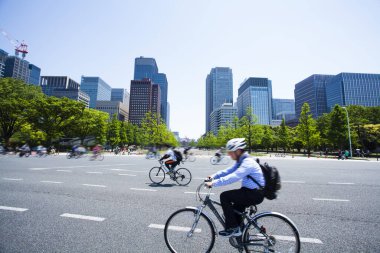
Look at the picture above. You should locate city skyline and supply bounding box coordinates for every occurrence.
[1,1,380,138]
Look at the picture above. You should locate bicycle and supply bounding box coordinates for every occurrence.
[275,153,286,158]
[146,152,161,160]
[149,161,192,186]
[90,152,104,161]
[210,155,230,165]
[164,181,300,253]
[184,153,196,162]
[66,151,86,159]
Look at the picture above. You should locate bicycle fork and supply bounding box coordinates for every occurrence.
[187,205,205,238]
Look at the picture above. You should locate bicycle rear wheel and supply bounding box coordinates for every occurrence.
[174,168,192,186]
[243,212,300,253]
[164,208,215,253]
[149,167,165,184]
[221,156,230,165]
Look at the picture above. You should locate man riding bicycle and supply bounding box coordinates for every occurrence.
[159,145,178,174]
[206,138,265,238]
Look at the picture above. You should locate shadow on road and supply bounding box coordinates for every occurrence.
[146,183,176,188]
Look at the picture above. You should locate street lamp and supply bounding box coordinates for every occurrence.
[342,107,352,158]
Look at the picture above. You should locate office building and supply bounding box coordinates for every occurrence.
[237,77,272,125]
[294,74,334,118]
[4,56,30,83]
[96,101,129,121]
[205,67,233,132]
[209,103,237,135]
[272,98,296,121]
[52,89,90,108]
[0,49,8,78]
[326,72,380,110]
[166,102,170,129]
[40,76,80,96]
[134,57,168,125]
[28,64,41,86]
[128,78,161,125]
[80,76,112,108]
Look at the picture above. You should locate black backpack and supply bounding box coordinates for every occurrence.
[248,159,281,200]
[174,150,183,162]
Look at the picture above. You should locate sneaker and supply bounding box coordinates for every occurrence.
[219,227,242,237]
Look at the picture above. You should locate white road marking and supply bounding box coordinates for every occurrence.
[130,188,157,192]
[40,180,63,184]
[313,198,350,202]
[0,206,28,212]
[283,180,306,184]
[111,169,144,173]
[29,168,50,171]
[118,174,137,176]
[273,235,323,244]
[148,224,201,233]
[328,182,355,185]
[56,169,72,172]
[82,184,106,188]
[60,213,105,222]
[86,172,103,174]
[28,164,135,170]
[184,192,215,195]
[2,178,23,181]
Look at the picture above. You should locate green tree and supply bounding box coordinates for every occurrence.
[69,109,109,145]
[262,126,274,153]
[107,114,121,149]
[328,105,348,149]
[316,113,331,151]
[11,122,46,146]
[239,107,262,153]
[278,118,291,152]
[0,78,43,145]
[296,103,320,155]
[28,96,85,145]
[119,122,128,146]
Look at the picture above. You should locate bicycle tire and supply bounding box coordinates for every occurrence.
[66,152,72,159]
[243,212,300,253]
[210,156,218,165]
[221,156,229,165]
[164,208,215,253]
[188,156,196,162]
[97,154,104,161]
[174,168,192,186]
[149,167,165,184]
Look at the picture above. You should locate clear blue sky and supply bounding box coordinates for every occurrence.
[1,0,379,139]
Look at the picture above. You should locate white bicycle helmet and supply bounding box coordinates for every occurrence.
[226,138,246,152]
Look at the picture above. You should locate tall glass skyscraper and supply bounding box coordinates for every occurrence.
[0,49,8,78]
[4,56,30,83]
[210,103,237,135]
[237,77,272,125]
[80,76,112,108]
[326,73,380,111]
[133,57,168,125]
[272,98,296,121]
[205,67,233,132]
[294,74,334,119]
[28,64,41,86]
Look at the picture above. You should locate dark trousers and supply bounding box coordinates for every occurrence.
[220,187,264,229]
[165,160,178,171]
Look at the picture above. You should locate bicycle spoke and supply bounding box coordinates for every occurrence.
[174,168,192,186]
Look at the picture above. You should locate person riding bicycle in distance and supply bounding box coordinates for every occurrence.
[205,138,265,238]
[159,144,178,174]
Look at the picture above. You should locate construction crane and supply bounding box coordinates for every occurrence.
[0,28,28,59]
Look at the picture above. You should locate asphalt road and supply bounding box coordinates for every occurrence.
[0,154,379,253]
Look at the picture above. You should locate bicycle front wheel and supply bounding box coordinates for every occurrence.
[97,153,104,161]
[174,168,192,186]
[210,156,218,165]
[164,208,215,253]
[149,167,165,184]
[221,156,230,165]
[243,212,300,253]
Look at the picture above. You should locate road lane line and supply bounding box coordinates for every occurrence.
[28,164,136,170]
[60,213,105,222]
[86,172,103,174]
[29,168,50,171]
[130,188,157,192]
[56,170,72,172]
[313,198,350,202]
[148,224,201,233]
[273,235,323,244]
[118,174,137,176]
[184,192,215,195]
[2,178,23,181]
[283,181,306,184]
[82,184,107,188]
[328,182,355,185]
[111,169,145,173]
[0,206,28,212]
[40,181,63,184]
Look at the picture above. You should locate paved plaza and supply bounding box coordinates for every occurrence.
[0,154,379,252]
